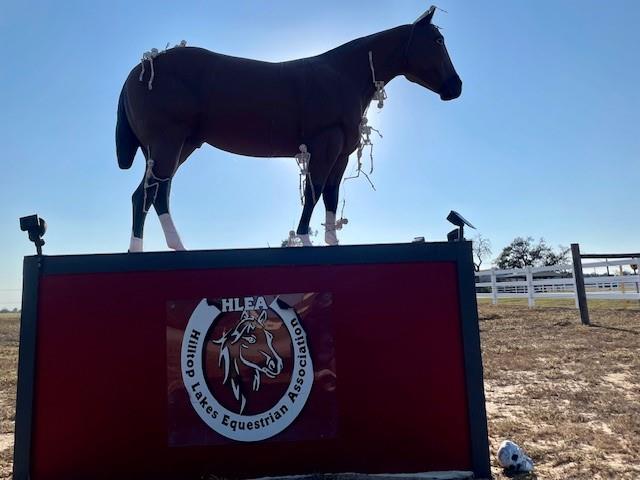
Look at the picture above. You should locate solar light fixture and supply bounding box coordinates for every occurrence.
[446,210,475,242]
[19,214,46,255]
[447,228,461,242]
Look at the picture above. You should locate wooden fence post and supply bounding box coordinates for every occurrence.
[571,243,590,325]
[571,269,579,308]
[491,269,497,305]
[526,266,535,308]
[633,258,640,298]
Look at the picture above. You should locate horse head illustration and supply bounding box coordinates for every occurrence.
[212,309,283,414]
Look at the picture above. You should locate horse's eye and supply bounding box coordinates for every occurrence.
[436,38,444,46]
[244,335,256,344]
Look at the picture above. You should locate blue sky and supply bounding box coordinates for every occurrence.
[1,1,639,308]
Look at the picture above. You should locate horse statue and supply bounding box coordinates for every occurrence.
[211,310,283,414]
[116,6,461,251]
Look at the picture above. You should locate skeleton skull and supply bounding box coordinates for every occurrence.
[497,440,534,473]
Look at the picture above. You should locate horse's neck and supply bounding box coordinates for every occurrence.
[327,25,412,104]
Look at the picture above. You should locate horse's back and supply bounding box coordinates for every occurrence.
[123,47,347,157]
[125,46,308,108]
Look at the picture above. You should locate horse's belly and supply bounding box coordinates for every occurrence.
[186,57,344,158]
[204,106,300,158]
[206,136,297,158]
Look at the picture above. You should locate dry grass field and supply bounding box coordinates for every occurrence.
[0,305,638,479]
[0,313,19,480]
[480,303,640,479]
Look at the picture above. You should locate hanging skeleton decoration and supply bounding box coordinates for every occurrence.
[139,41,187,91]
[344,117,382,192]
[337,51,386,232]
[358,117,382,172]
[369,51,388,109]
[295,144,314,205]
[116,6,461,251]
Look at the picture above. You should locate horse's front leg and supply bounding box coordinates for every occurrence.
[296,127,344,246]
[322,154,349,246]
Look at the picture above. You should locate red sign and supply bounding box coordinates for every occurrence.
[15,244,489,479]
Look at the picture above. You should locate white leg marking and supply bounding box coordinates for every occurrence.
[298,234,313,247]
[129,236,143,253]
[159,213,186,251]
[324,211,339,246]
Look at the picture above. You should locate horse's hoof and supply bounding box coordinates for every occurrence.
[325,231,339,246]
[298,234,313,247]
[129,237,143,252]
[169,242,186,251]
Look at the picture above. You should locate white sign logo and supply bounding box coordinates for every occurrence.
[180,296,314,442]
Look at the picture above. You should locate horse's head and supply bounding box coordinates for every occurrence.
[404,6,462,101]
[233,309,283,379]
[212,309,283,413]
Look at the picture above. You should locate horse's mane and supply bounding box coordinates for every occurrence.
[321,24,411,59]
[211,310,269,414]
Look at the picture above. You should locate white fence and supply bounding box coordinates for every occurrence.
[476,257,640,307]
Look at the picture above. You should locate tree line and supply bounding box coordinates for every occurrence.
[473,235,570,272]
[0,308,20,314]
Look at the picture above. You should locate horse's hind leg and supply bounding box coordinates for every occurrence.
[129,143,158,252]
[130,162,178,252]
[129,177,149,252]
[153,142,198,251]
[296,127,344,246]
[129,137,188,252]
[153,177,185,251]
[322,154,349,245]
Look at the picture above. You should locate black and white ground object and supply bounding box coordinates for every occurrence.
[497,440,534,474]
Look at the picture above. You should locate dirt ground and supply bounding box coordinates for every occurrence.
[479,303,640,480]
[0,306,638,479]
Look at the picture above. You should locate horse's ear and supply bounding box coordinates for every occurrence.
[414,5,436,25]
[258,310,267,325]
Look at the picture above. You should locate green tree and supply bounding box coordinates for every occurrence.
[495,237,569,269]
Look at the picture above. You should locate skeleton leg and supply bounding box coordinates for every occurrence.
[296,128,344,245]
[322,154,349,246]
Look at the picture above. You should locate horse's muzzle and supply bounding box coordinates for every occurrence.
[440,75,462,101]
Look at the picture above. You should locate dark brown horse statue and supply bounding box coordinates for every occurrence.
[116,6,461,252]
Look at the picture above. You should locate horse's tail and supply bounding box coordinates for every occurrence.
[115,86,139,169]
